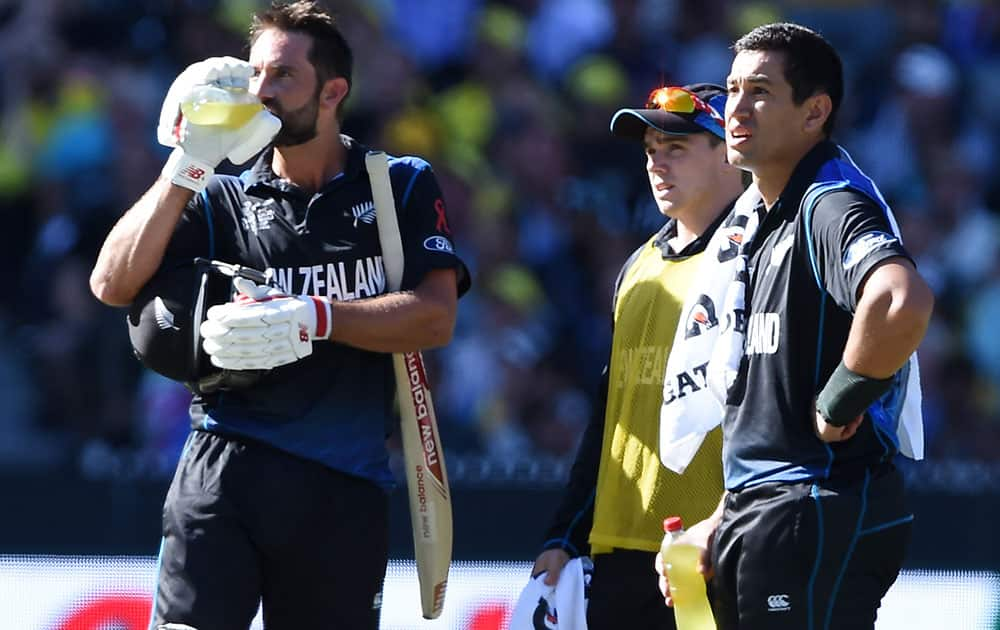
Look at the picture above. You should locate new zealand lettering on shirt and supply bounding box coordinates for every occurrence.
[270,258,386,299]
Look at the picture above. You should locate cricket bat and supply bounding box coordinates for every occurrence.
[366,151,452,620]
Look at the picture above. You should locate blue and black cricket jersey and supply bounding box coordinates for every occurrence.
[722,141,914,491]
[159,135,469,489]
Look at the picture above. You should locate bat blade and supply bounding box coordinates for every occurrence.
[366,149,453,620]
[395,350,451,619]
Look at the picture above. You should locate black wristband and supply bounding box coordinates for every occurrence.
[815,361,894,427]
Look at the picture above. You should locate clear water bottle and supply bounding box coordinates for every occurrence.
[180,85,263,129]
[661,516,716,630]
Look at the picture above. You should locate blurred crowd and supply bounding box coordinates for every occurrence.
[1,0,998,478]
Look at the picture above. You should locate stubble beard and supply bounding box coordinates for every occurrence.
[269,97,320,147]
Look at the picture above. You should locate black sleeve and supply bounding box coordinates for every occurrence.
[393,159,471,296]
[808,189,913,312]
[159,193,214,272]
[539,365,607,557]
[538,246,641,556]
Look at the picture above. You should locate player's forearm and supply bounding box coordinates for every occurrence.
[90,178,193,307]
[329,270,457,352]
[843,259,933,378]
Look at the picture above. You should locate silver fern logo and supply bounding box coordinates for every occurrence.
[153,296,179,330]
[351,201,376,228]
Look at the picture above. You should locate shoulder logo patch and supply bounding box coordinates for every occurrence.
[843,231,898,269]
[423,235,454,253]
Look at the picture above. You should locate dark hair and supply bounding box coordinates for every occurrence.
[249,1,353,111]
[733,22,843,136]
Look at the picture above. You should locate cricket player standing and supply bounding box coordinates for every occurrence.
[90,2,468,628]
[532,83,745,629]
[656,23,933,630]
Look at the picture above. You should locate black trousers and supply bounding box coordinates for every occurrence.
[587,549,678,630]
[711,463,911,630]
[150,430,389,630]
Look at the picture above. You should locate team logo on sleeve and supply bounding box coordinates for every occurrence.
[843,231,898,269]
[424,236,454,253]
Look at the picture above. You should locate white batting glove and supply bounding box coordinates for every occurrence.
[200,278,334,370]
[157,56,281,192]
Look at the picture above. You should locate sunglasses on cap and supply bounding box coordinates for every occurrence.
[646,86,725,129]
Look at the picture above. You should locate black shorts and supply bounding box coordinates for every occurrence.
[711,463,911,630]
[587,549,677,630]
[150,430,389,630]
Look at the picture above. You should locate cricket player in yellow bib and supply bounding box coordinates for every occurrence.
[531,83,745,629]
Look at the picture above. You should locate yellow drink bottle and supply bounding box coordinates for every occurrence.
[661,516,716,630]
[180,86,263,128]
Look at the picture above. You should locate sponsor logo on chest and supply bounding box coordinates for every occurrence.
[240,199,278,234]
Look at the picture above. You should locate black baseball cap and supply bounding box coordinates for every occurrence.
[610,83,727,140]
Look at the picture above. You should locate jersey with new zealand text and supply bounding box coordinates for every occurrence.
[160,135,467,489]
[722,141,913,490]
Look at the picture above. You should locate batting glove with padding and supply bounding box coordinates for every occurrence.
[199,278,334,370]
[157,56,281,192]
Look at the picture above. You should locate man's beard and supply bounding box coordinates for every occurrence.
[267,97,320,147]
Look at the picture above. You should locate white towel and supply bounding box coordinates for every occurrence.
[897,355,923,459]
[705,254,752,403]
[659,185,762,473]
[508,557,593,630]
